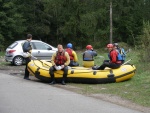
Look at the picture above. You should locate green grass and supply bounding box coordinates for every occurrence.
[73,50,150,107]
[0,51,5,56]
[0,52,9,65]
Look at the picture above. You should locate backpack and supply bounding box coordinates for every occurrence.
[117,48,126,61]
[108,49,125,61]
[22,41,31,52]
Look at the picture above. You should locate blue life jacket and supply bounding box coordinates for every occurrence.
[117,48,126,61]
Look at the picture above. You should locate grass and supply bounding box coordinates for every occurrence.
[0,50,150,107]
[0,51,5,56]
[72,49,150,107]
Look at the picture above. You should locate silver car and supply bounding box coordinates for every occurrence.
[5,40,58,66]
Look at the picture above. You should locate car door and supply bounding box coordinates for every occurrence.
[31,41,56,60]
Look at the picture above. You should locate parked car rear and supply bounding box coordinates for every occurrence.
[5,40,57,66]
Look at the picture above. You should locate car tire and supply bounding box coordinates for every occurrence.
[13,56,24,66]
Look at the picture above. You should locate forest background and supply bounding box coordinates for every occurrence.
[0,0,150,50]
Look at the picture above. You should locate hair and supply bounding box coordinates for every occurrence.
[57,44,63,48]
[27,34,32,39]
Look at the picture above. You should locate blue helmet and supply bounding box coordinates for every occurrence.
[67,43,72,48]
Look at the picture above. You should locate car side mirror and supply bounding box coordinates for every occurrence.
[47,47,52,50]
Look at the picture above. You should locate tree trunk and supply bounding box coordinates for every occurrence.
[110,0,113,43]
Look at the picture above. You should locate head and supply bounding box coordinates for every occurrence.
[67,43,72,48]
[27,34,32,41]
[113,43,119,49]
[107,44,114,51]
[86,45,93,50]
[57,44,64,52]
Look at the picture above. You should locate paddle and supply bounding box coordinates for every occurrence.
[121,59,132,66]
[28,53,51,67]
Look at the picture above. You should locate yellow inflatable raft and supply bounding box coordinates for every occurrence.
[27,60,136,84]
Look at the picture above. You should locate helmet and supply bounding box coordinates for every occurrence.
[107,44,113,48]
[113,43,119,47]
[86,45,93,50]
[67,43,72,48]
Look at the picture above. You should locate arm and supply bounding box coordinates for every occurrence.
[64,52,70,66]
[72,51,78,62]
[51,53,56,66]
[92,51,97,56]
[121,48,126,56]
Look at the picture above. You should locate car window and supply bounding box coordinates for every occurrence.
[8,42,18,49]
[32,42,51,50]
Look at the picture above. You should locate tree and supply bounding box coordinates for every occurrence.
[0,0,26,49]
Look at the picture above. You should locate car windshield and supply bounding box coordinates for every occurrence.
[8,42,18,49]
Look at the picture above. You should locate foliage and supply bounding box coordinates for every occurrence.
[137,21,150,62]
[0,0,26,49]
[0,0,150,49]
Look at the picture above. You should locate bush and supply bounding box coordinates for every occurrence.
[138,21,150,62]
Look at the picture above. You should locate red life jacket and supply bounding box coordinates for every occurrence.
[54,50,67,65]
[65,48,74,60]
[109,50,121,64]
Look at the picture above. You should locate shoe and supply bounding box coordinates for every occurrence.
[61,80,66,85]
[24,78,30,80]
[49,81,55,85]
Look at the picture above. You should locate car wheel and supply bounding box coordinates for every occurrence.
[13,56,24,66]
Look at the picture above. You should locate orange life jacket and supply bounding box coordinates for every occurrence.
[54,50,67,65]
[65,48,74,60]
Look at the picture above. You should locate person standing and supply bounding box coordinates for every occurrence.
[93,44,122,70]
[83,45,97,67]
[49,44,70,85]
[22,34,32,80]
[65,43,79,66]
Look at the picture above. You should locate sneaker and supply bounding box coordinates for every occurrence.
[61,80,66,85]
[24,78,31,80]
[49,81,56,85]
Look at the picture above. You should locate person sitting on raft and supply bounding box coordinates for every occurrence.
[49,44,70,85]
[113,43,126,63]
[65,43,79,67]
[83,45,97,67]
[92,44,122,70]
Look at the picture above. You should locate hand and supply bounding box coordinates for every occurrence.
[29,50,32,53]
[55,65,62,70]
[61,65,64,69]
